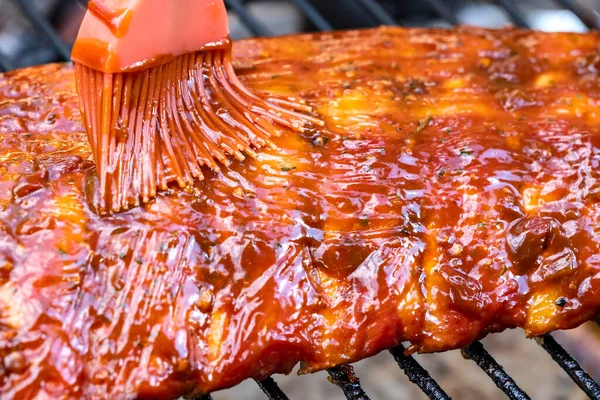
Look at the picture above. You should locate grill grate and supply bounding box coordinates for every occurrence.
[327,364,370,400]
[2,0,600,399]
[462,341,530,400]
[497,0,530,27]
[536,334,600,399]
[255,377,289,400]
[353,0,398,26]
[422,0,459,25]
[555,0,598,29]
[389,344,450,400]
[11,0,72,59]
[291,0,333,31]
[224,0,272,36]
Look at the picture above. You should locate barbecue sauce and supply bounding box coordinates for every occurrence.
[2,27,600,399]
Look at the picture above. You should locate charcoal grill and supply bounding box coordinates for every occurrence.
[1,0,600,399]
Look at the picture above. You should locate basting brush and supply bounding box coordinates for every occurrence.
[72,0,323,213]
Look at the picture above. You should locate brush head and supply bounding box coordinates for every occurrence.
[72,0,324,213]
[71,0,230,73]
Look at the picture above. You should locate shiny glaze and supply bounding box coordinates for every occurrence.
[88,0,133,37]
[71,0,230,73]
[74,42,322,213]
[2,27,600,399]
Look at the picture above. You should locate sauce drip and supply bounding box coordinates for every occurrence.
[71,0,230,73]
[87,0,133,37]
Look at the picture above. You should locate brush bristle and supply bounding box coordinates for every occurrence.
[75,48,324,213]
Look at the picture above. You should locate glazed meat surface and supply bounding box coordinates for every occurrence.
[2,27,600,399]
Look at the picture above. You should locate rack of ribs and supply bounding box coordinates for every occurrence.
[1,26,600,399]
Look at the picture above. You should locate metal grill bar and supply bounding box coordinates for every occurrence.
[11,0,72,60]
[389,344,451,400]
[554,0,597,30]
[422,0,460,25]
[224,0,272,37]
[536,334,600,399]
[291,0,333,31]
[327,365,371,400]
[354,0,397,26]
[462,341,530,400]
[496,0,530,28]
[255,377,289,400]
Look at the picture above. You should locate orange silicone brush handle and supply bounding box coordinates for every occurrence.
[72,0,230,73]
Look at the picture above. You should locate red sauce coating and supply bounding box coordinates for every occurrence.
[88,0,133,37]
[71,0,230,73]
[2,27,600,399]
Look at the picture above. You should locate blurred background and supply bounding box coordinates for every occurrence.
[1,0,600,71]
[2,0,600,398]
